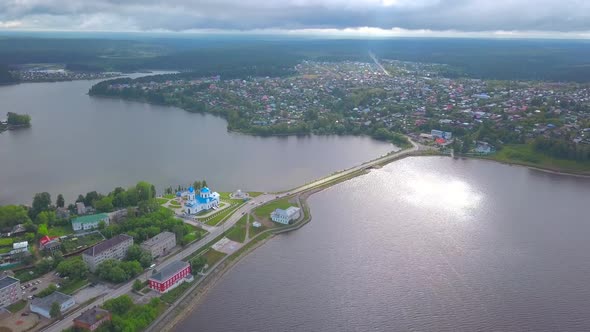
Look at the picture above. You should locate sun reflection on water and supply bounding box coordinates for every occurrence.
[401,170,482,216]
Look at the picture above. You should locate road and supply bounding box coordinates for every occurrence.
[369,51,390,76]
[45,139,419,332]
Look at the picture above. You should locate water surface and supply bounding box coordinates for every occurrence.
[178,157,590,332]
[0,77,394,204]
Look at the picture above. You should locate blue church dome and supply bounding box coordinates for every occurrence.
[201,187,210,193]
[188,186,194,193]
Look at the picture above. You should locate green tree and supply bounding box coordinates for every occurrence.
[190,256,207,274]
[0,205,31,229]
[37,224,49,237]
[6,112,31,126]
[35,211,57,226]
[56,194,65,208]
[136,181,155,201]
[38,284,58,298]
[31,192,51,218]
[94,196,114,212]
[133,279,144,292]
[103,295,133,315]
[56,257,89,280]
[49,302,61,319]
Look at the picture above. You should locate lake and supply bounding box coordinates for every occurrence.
[177,156,590,332]
[0,77,395,205]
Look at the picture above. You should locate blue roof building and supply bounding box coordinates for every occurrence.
[183,186,220,215]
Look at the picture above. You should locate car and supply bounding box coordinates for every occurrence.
[21,312,29,316]
[31,287,37,291]
[20,286,25,290]
[27,296,33,300]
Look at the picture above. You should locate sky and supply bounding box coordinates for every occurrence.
[1,0,590,38]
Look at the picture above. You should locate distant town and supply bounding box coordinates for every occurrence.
[90,59,590,165]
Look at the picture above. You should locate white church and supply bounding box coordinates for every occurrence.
[183,186,220,215]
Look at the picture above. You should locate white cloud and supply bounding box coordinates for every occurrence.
[0,0,589,37]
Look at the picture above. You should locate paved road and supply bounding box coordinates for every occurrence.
[45,140,419,332]
[369,51,390,77]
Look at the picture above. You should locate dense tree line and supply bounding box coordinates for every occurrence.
[101,207,194,245]
[533,137,590,161]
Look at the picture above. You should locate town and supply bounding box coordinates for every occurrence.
[91,59,590,161]
[0,179,305,332]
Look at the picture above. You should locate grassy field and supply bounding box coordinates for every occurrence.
[486,144,590,174]
[61,278,89,295]
[14,268,39,282]
[203,249,226,269]
[6,300,27,313]
[248,192,263,197]
[254,197,295,218]
[47,225,73,237]
[160,280,194,304]
[156,197,169,205]
[226,215,248,243]
[204,204,241,226]
[163,194,176,199]
[249,221,268,238]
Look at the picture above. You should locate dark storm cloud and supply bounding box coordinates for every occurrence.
[1,0,589,32]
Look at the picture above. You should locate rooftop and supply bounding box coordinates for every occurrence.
[83,234,133,257]
[0,276,19,289]
[31,291,73,310]
[149,260,189,282]
[141,231,175,248]
[72,213,109,225]
[74,307,110,326]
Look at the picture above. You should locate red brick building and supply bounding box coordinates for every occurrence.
[73,307,111,331]
[148,260,192,293]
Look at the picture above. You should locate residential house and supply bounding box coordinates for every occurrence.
[73,307,111,331]
[270,206,301,225]
[141,231,176,259]
[148,260,192,293]
[0,275,21,308]
[30,292,75,318]
[82,234,133,272]
[72,213,110,232]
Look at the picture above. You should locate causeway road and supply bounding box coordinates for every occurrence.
[45,139,419,332]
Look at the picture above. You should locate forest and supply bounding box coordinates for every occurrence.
[2,36,590,82]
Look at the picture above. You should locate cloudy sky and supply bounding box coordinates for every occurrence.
[1,0,589,38]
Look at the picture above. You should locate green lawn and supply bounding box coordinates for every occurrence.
[205,204,241,226]
[156,198,169,205]
[226,215,248,243]
[254,197,296,218]
[48,225,73,237]
[203,249,226,269]
[488,144,590,174]
[248,192,263,197]
[6,300,27,313]
[61,232,104,254]
[61,278,89,295]
[0,247,12,254]
[249,222,267,238]
[160,280,193,304]
[163,194,176,199]
[168,201,181,207]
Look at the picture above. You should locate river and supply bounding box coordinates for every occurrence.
[177,156,590,332]
[0,77,395,205]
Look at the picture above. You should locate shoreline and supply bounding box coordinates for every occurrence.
[149,150,590,330]
[463,155,590,178]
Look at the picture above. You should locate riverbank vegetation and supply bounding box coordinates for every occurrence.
[484,144,590,174]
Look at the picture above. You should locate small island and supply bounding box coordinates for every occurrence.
[0,112,32,133]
